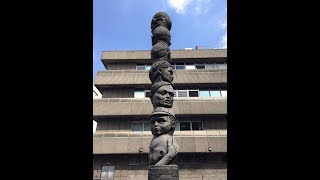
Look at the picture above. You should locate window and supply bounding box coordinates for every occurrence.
[134,91,145,98]
[145,65,151,70]
[129,154,149,165]
[136,64,151,70]
[199,90,210,97]
[204,62,227,70]
[132,123,143,131]
[195,154,208,163]
[221,90,227,97]
[101,166,115,180]
[144,122,151,131]
[131,121,150,131]
[188,90,199,97]
[192,122,203,130]
[210,90,221,97]
[205,63,215,69]
[180,122,191,130]
[175,122,180,131]
[195,64,205,69]
[134,90,151,98]
[177,90,188,97]
[145,90,151,98]
[185,65,195,69]
[135,88,226,98]
[175,65,185,70]
[215,62,226,69]
[179,121,203,131]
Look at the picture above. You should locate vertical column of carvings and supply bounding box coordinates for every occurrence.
[148,12,179,166]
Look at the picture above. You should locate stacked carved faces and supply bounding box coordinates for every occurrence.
[148,12,178,166]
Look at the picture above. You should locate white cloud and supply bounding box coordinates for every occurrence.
[219,31,227,49]
[168,0,212,15]
[220,19,227,29]
[168,0,191,14]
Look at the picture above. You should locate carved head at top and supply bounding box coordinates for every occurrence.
[151,12,172,31]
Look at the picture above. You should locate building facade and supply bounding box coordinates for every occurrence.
[93,49,227,180]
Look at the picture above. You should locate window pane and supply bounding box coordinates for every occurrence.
[195,154,208,163]
[177,90,188,97]
[181,154,194,163]
[129,155,140,165]
[144,122,151,131]
[176,65,185,70]
[101,166,115,180]
[180,122,191,130]
[195,64,205,69]
[205,64,215,69]
[173,91,177,97]
[185,65,195,69]
[189,90,199,97]
[140,154,149,164]
[216,63,226,69]
[199,90,210,97]
[210,90,221,97]
[221,90,227,97]
[134,91,145,98]
[145,90,151,98]
[175,122,180,131]
[192,122,203,130]
[132,123,143,131]
[145,66,151,70]
[136,66,145,70]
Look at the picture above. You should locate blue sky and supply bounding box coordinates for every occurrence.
[93,0,227,79]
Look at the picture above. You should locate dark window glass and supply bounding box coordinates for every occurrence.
[141,154,149,164]
[182,154,194,163]
[129,155,140,165]
[195,64,205,69]
[176,65,185,70]
[144,122,151,131]
[189,90,199,97]
[175,122,180,131]
[180,122,191,130]
[145,91,151,98]
[192,122,203,130]
[132,123,143,131]
[195,154,208,163]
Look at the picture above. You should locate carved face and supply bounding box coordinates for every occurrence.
[150,115,175,136]
[148,135,169,165]
[161,66,173,82]
[152,85,174,108]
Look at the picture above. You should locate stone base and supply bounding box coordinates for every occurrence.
[148,165,179,180]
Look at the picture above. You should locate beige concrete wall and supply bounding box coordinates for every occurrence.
[101,49,227,64]
[93,130,227,154]
[93,97,227,116]
[93,154,227,180]
[95,69,226,87]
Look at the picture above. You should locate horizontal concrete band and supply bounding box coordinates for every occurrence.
[95,69,227,87]
[101,49,227,63]
[93,97,227,116]
[93,135,227,154]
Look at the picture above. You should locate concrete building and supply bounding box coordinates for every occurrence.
[93,49,227,180]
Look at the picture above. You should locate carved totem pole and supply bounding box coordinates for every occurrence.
[148,12,179,180]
